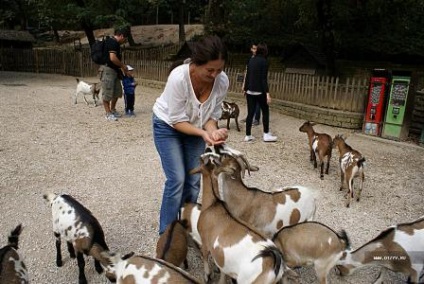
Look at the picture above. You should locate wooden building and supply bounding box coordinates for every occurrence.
[0,30,35,49]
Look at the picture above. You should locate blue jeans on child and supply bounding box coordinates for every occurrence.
[152,114,205,234]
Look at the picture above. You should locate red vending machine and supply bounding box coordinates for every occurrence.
[363,69,390,136]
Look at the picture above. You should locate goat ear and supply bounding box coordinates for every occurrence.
[122,252,135,260]
[249,165,259,172]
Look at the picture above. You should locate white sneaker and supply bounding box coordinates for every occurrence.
[105,113,118,121]
[263,133,277,142]
[244,135,255,142]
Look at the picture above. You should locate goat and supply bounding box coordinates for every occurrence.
[74,78,101,106]
[191,151,290,284]
[332,134,366,207]
[220,101,240,131]
[336,216,424,284]
[155,219,189,269]
[180,202,202,247]
[43,193,115,284]
[0,224,29,284]
[206,144,316,238]
[272,221,350,284]
[101,251,201,283]
[299,121,333,179]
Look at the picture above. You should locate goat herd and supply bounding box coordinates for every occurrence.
[1,116,423,284]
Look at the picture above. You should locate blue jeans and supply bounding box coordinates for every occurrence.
[152,114,205,234]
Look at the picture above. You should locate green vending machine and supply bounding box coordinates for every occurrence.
[382,71,413,140]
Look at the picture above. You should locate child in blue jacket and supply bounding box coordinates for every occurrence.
[122,65,138,116]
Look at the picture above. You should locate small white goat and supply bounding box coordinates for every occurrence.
[180,202,202,247]
[0,224,29,284]
[299,121,333,179]
[74,78,101,106]
[101,251,201,283]
[155,219,189,269]
[332,134,366,207]
[220,101,241,131]
[336,216,424,284]
[272,221,351,284]
[207,144,317,238]
[192,151,290,284]
[43,193,115,284]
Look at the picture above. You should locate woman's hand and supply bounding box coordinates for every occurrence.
[267,93,271,104]
[203,128,228,146]
[211,128,228,144]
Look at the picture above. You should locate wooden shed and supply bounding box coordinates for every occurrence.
[281,43,327,75]
[0,30,35,49]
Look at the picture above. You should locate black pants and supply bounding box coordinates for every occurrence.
[245,93,269,136]
[124,92,135,112]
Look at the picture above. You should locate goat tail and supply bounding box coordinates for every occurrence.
[357,157,366,168]
[75,78,80,83]
[337,229,351,250]
[8,224,23,250]
[252,245,284,277]
[43,193,57,204]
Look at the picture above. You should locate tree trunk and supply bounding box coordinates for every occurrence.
[178,0,186,44]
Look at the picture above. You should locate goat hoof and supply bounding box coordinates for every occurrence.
[78,277,87,284]
[320,175,324,180]
[56,260,63,267]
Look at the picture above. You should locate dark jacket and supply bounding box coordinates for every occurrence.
[244,55,269,94]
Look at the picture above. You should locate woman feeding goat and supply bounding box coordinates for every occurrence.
[152,35,229,235]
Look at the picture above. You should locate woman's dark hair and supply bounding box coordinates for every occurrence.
[168,35,227,74]
[256,43,268,58]
[191,35,228,65]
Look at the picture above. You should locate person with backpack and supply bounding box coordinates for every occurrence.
[99,27,131,121]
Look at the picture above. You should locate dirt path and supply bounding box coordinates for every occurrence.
[0,71,423,283]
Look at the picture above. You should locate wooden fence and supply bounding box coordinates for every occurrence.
[0,46,368,113]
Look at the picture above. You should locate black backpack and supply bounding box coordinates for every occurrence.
[90,36,109,65]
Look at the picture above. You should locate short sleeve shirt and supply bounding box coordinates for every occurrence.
[105,37,122,72]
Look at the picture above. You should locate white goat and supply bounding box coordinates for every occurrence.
[74,78,101,106]
[336,216,424,284]
[0,224,29,284]
[332,134,366,207]
[43,193,115,284]
[192,151,290,284]
[207,144,317,238]
[101,251,201,283]
[299,121,333,179]
[272,221,350,284]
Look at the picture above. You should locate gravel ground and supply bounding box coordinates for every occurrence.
[0,71,423,283]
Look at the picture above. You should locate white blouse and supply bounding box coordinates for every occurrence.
[153,63,229,129]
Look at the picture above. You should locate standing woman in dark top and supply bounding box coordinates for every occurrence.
[243,43,278,142]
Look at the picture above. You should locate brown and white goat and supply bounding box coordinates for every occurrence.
[74,78,101,106]
[155,219,189,269]
[336,216,424,284]
[299,121,333,179]
[272,221,350,284]
[180,202,202,247]
[0,224,29,284]
[207,144,317,238]
[191,152,289,284]
[43,193,115,284]
[220,101,241,131]
[332,134,366,207]
[102,251,201,283]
